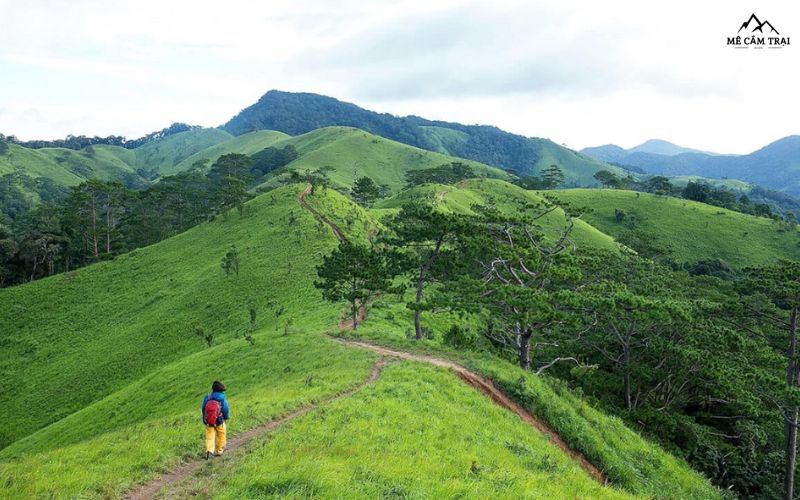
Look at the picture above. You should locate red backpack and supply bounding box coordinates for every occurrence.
[204,395,222,426]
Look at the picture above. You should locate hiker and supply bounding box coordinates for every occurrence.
[202,380,230,459]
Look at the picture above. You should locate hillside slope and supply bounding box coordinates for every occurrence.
[172,130,290,174]
[0,184,718,498]
[0,142,140,187]
[376,179,620,252]
[0,128,234,212]
[1,127,233,185]
[548,188,800,266]
[275,127,509,191]
[131,127,233,174]
[221,90,629,183]
[180,126,510,192]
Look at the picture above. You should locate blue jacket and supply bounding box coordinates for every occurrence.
[202,391,230,426]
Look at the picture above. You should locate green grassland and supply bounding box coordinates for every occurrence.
[376,179,620,252]
[132,127,233,174]
[668,176,751,192]
[0,332,375,498]
[0,184,346,446]
[337,324,719,499]
[162,362,634,500]
[186,126,509,193]
[277,127,509,191]
[418,125,470,154]
[0,143,137,186]
[0,183,720,498]
[172,130,291,174]
[0,128,234,202]
[549,188,800,266]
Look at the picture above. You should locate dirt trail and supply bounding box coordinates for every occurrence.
[330,336,606,484]
[298,184,347,243]
[125,360,386,500]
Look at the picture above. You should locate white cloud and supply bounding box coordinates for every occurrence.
[0,0,797,153]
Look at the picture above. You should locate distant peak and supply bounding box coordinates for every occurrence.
[628,139,717,157]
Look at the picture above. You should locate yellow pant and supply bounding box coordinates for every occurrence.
[204,422,226,455]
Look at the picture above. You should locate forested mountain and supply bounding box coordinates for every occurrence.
[582,135,800,195]
[222,90,627,184]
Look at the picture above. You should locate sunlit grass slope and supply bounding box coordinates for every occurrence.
[375,178,620,252]
[549,188,800,266]
[337,327,720,499]
[0,143,136,186]
[171,130,291,174]
[275,127,509,192]
[179,126,510,193]
[0,184,348,447]
[165,362,635,500]
[0,332,374,498]
[0,128,232,199]
[132,127,233,174]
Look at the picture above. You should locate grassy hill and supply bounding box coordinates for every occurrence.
[0,128,235,211]
[0,184,718,498]
[548,188,800,266]
[376,179,620,252]
[172,130,290,174]
[131,127,233,175]
[178,126,511,193]
[273,127,509,192]
[0,143,138,187]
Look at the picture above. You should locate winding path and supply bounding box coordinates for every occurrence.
[125,360,387,500]
[331,336,606,483]
[298,184,347,243]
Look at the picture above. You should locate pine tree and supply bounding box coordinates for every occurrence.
[315,241,393,330]
[351,176,381,207]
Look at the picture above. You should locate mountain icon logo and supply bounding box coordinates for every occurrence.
[738,13,780,35]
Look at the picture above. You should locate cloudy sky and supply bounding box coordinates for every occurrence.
[0,0,797,153]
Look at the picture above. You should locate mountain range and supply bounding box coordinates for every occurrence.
[4,89,800,201]
[582,136,800,195]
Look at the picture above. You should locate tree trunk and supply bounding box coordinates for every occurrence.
[351,276,358,330]
[518,327,532,370]
[106,198,112,255]
[414,274,424,340]
[785,307,798,500]
[786,408,798,500]
[414,239,443,340]
[91,194,99,258]
[623,343,632,410]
